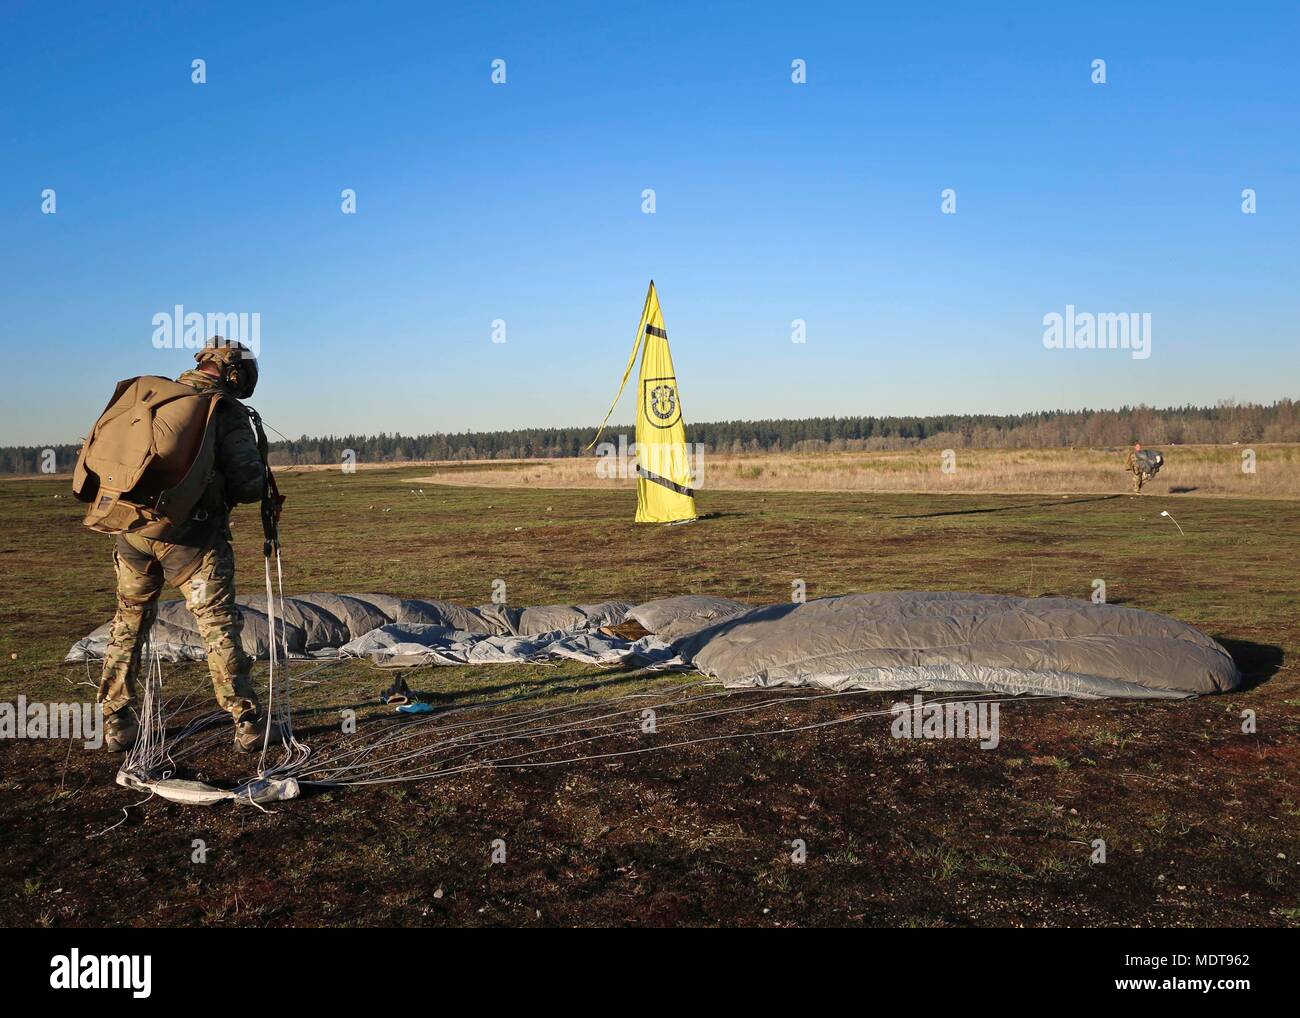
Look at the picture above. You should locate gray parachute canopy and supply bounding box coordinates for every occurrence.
[66,591,1240,700]
[1135,449,1164,476]
[672,592,1238,699]
[65,594,634,663]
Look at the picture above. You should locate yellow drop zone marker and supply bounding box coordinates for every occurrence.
[588,281,698,524]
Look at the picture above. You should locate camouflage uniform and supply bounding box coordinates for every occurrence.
[1123,447,1161,494]
[98,369,266,723]
[1123,448,1144,492]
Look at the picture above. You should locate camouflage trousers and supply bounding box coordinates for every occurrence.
[98,524,258,721]
[1132,470,1147,493]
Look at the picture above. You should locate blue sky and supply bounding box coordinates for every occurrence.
[2,0,1297,445]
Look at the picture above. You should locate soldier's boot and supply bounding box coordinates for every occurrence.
[104,708,139,753]
[234,707,285,753]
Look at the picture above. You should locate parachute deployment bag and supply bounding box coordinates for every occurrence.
[72,376,226,535]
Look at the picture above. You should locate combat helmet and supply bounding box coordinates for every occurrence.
[195,337,259,399]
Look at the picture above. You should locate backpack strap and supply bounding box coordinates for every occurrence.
[151,394,226,522]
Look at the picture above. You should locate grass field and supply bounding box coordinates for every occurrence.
[1,467,1298,927]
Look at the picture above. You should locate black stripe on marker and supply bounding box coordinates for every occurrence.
[636,465,695,497]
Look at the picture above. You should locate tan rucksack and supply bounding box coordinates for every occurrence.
[72,376,228,535]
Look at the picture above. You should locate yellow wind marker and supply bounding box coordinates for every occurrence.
[589,281,698,524]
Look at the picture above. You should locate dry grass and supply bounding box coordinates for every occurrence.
[412,444,1300,499]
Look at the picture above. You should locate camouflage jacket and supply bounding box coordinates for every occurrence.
[176,369,266,524]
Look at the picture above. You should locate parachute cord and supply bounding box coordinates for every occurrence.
[273,547,305,755]
[120,636,166,782]
[275,549,288,741]
[256,545,308,780]
[259,552,277,771]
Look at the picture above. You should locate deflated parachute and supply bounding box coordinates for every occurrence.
[67,591,1240,700]
[66,594,633,663]
[675,592,1240,700]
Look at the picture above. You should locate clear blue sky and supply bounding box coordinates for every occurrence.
[2,0,1297,446]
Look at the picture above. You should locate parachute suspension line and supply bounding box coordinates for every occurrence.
[247,400,307,780]
[116,636,172,787]
[95,640,165,836]
[254,545,310,781]
[292,678,713,783]
[109,633,1064,801]
[259,553,278,768]
[293,685,1055,789]
[272,547,309,769]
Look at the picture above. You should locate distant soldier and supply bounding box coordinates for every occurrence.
[1123,442,1164,493]
[72,339,279,753]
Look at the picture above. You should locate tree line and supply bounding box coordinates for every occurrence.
[3,399,1295,474]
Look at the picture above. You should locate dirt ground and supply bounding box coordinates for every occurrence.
[1,469,1296,927]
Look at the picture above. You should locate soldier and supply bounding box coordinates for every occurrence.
[1123,442,1163,494]
[1123,442,1143,492]
[89,339,277,753]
